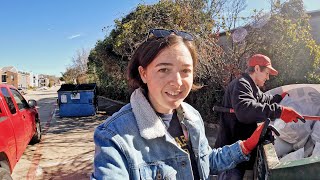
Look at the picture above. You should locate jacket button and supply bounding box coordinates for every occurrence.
[181,161,186,166]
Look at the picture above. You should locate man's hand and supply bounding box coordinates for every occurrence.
[280,106,303,123]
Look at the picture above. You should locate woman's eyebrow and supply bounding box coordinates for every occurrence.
[182,64,192,67]
[155,63,193,67]
[155,63,173,67]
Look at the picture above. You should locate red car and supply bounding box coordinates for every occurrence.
[0,84,41,179]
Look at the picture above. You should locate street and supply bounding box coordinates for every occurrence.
[11,87,107,180]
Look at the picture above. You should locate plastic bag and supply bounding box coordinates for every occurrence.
[271,86,320,149]
[274,137,293,158]
[279,147,304,163]
[311,142,320,157]
[272,95,313,150]
[311,121,320,143]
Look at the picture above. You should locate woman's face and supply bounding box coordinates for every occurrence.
[138,43,194,114]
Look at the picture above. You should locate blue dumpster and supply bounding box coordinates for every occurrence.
[57,83,97,117]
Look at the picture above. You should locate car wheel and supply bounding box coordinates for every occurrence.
[0,167,12,180]
[29,118,41,145]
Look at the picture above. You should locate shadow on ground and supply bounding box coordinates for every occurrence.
[49,114,107,134]
[34,113,108,180]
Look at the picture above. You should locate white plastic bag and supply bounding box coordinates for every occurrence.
[280,147,304,163]
[274,137,293,158]
[273,95,313,150]
[271,85,320,149]
[311,142,320,157]
[311,121,320,143]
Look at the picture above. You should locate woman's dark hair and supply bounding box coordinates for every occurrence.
[127,34,198,92]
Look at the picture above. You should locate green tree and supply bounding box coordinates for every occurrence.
[251,0,320,88]
[220,0,320,89]
[87,0,230,122]
[87,0,320,123]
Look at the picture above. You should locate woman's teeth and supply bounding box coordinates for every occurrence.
[167,91,180,96]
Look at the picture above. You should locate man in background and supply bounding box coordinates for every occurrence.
[215,54,303,180]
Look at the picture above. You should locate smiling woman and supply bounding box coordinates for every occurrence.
[137,43,193,114]
[91,29,267,180]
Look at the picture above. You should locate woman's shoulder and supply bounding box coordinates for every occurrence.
[181,102,198,112]
[95,103,138,134]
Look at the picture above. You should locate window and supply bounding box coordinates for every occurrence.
[1,75,7,83]
[10,89,28,110]
[1,87,16,114]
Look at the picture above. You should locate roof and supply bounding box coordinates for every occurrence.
[218,9,320,37]
[307,9,320,17]
[1,66,18,73]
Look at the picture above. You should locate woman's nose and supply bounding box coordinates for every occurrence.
[170,72,183,86]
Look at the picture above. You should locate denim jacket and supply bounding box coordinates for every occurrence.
[92,88,249,180]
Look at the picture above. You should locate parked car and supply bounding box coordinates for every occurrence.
[0,84,41,180]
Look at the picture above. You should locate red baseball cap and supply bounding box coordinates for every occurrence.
[248,54,278,75]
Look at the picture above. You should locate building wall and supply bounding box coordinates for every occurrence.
[2,71,18,87]
[309,11,320,44]
[30,73,39,87]
[18,71,29,88]
[38,75,49,87]
[26,74,30,88]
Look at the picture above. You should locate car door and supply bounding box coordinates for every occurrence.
[10,88,34,146]
[0,87,26,159]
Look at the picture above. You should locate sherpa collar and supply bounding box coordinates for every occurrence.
[130,88,199,140]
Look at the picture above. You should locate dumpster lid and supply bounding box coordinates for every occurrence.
[57,83,97,92]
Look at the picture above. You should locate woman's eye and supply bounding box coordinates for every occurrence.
[159,68,169,73]
[182,69,192,74]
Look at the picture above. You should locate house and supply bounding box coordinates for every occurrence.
[1,66,19,88]
[18,71,30,89]
[38,74,50,87]
[29,72,39,88]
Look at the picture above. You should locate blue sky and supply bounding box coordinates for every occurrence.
[0,0,319,77]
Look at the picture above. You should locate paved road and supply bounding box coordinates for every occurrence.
[11,87,107,180]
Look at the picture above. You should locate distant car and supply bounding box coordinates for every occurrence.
[17,88,26,95]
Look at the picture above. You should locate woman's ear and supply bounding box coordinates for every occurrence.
[138,66,147,83]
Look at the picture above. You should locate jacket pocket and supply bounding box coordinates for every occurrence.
[139,162,177,180]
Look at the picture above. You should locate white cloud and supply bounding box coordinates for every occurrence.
[67,34,81,39]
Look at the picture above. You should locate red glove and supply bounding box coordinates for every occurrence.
[281,92,289,99]
[280,106,303,123]
[241,123,265,155]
